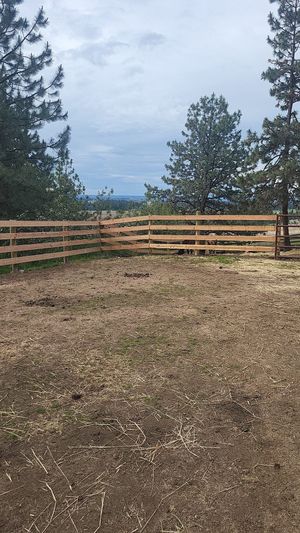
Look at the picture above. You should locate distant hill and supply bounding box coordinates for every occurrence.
[86,195,144,202]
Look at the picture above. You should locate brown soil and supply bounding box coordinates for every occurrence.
[0,255,299,533]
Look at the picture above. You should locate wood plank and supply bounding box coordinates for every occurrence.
[0,229,100,241]
[150,224,275,232]
[0,220,99,228]
[150,234,275,242]
[150,243,273,252]
[149,215,277,222]
[101,225,149,234]
[150,224,195,231]
[101,235,148,243]
[101,243,149,251]
[0,238,101,254]
[99,216,149,226]
[0,246,102,267]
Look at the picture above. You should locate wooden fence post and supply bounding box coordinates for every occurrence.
[148,215,152,254]
[63,222,69,264]
[274,215,281,260]
[98,215,102,252]
[10,221,17,273]
[194,211,200,256]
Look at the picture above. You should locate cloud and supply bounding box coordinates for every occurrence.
[138,32,166,48]
[23,0,275,194]
[61,40,128,66]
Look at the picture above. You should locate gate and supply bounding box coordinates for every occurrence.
[275,214,300,259]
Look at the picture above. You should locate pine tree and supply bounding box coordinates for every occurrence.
[93,187,114,218]
[0,0,70,218]
[145,94,246,213]
[46,150,88,220]
[258,0,300,244]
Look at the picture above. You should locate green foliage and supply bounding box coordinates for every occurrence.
[93,187,114,217]
[136,199,176,216]
[46,150,88,220]
[145,94,248,214]
[252,0,300,215]
[0,0,82,220]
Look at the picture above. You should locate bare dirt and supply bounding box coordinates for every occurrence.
[0,254,299,533]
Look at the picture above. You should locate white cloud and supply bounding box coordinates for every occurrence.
[22,0,276,194]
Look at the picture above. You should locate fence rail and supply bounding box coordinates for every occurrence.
[0,220,101,271]
[100,214,277,255]
[275,214,300,259]
[0,214,286,271]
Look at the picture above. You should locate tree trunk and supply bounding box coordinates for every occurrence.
[280,0,298,251]
[282,182,291,249]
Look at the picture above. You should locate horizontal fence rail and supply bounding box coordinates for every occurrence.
[0,214,285,271]
[100,214,277,255]
[275,214,300,259]
[0,220,101,270]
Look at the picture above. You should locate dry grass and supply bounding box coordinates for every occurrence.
[0,254,299,532]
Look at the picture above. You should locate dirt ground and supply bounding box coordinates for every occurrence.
[0,254,299,533]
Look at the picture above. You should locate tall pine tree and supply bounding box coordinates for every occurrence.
[257,0,300,243]
[0,0,71,218]
[145,94,246,213]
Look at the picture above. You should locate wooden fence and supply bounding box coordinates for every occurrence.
[0,220,101,271]
[0,214,278,270]
[275,214,300,259]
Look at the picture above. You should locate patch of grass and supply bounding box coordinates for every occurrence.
[142,394,162,408]
[274,260,300,269]
[51,401,61,410]
[151,282,194,298]
[120,336,150,351]
[188,337,199,347]
[0,249,140,276]
[202,255,240,265]
[36,407,47,415]
[117,330,169,367]
[73,290,154,311]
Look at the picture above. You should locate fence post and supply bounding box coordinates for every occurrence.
[274,215,281,260]
[63,222,69,264]
[9,221,17,273]
[98,215,102,253]
[148,215,152,254]
[194,211,200,256]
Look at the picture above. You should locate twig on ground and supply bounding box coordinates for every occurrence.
[68,511,79,533]
[130,419,147,445]
[175,421,199,458]
[231,400,261,420]
[24,503,52,533]
[0,485,24,498]
[44,482,57,524]
[47,446,73,491]
[41,499,78,533]
[140,471,199,532]
[253,463,277,469]
[213,484,239,496]
[31,449,48,474]
[21,452,35,467]
[93,492,106,533]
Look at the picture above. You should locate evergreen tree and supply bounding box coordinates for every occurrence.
[93,187,114,218]
[0,0,70,218]
[46,150,88,220]
[145,95,247,213]
[256,0,300,244]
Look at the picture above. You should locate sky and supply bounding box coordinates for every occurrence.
[23,0,275,195]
